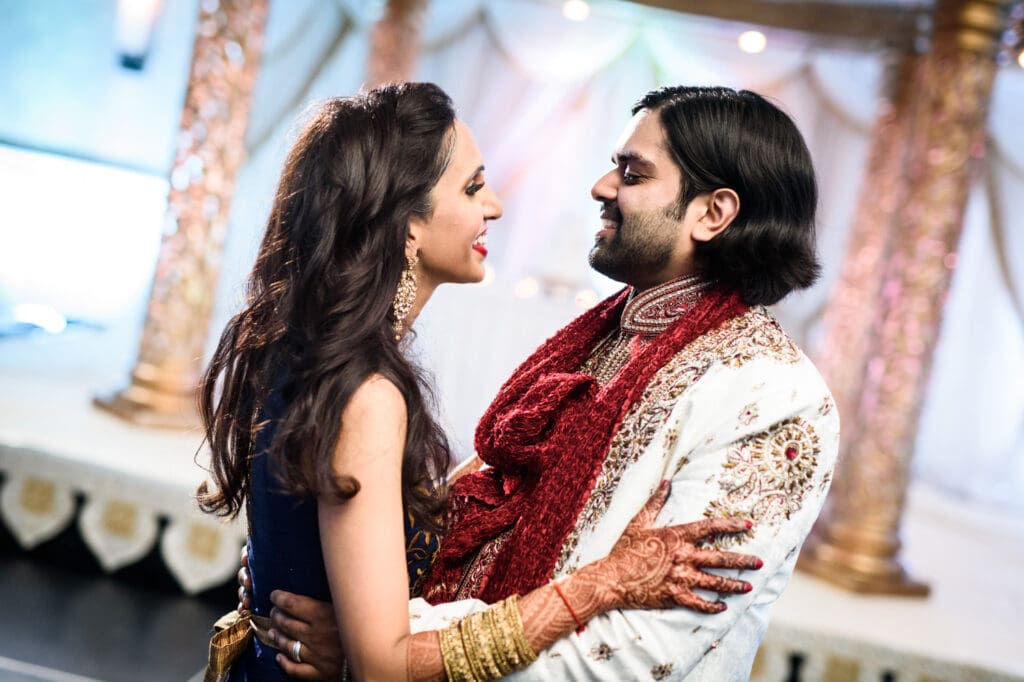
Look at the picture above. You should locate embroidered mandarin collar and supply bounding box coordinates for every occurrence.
[621,274,713,336]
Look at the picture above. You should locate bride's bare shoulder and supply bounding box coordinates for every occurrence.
[343,373,407,424]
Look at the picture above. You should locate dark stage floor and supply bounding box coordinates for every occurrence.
[0,550,230,682]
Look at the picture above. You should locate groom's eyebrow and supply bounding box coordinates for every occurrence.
[612,151,655,170]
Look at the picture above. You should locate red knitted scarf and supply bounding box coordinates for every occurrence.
[422,286,747,604]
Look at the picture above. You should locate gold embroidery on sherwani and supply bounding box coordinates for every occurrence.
[651,662,675,680]
[581,274,712,386]
[581,329,638,386]
[737,402,760,427]
[555,307,802,573]
[702,416,821,548]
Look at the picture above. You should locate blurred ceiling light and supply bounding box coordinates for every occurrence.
[563,0,591,22]
[738,30,768,54]
[116,0,164,70]
[1018,49,1024,69]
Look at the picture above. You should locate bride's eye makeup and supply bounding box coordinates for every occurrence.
[466,170,486,196]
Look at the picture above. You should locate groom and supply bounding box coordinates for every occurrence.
[258,85,838,680]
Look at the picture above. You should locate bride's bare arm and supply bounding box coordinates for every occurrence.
[313,375,424,681]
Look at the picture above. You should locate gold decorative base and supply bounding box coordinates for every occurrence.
[93,362,200,430]
[798,534,930,597]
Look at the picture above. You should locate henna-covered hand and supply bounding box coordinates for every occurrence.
[572,481,762,615]
[515,482,762,654]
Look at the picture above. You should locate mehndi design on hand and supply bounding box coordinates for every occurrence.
[568,481,760,616]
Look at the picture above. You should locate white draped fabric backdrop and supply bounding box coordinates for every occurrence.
[0,0,1020,514]
[207,0,1024,513]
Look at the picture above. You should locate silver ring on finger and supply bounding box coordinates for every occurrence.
[291,639,303,664]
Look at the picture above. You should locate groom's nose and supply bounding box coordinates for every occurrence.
[591,168,618,203]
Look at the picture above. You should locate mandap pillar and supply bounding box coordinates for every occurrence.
[366,0,428,87]
[812,51,921,447]
[95,0,268,428]
[800,0,1016,594]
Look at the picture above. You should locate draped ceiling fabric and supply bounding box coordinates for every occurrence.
[208,0,1024,511]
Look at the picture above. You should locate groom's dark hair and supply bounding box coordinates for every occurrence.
[635,86,820,306]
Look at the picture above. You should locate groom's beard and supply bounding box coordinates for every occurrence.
[589,200,680,284]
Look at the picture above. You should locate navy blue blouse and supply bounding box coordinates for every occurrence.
[229,386,440,681]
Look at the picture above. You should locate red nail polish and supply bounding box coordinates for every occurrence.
[744,583,753,593]
[660,480,669,490]
[755,558,764,569]
[744,520,753,530]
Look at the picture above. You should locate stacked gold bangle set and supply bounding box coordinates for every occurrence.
[439,595,538,682]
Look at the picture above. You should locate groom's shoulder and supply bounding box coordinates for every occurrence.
[645,307,806,394]
[692,306,803,367]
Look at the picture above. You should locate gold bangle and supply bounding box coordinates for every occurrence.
[459,613,490,682]
[476,610,506,680]
[482,603,516,675]
[500,598,529,670]
[438,623,456,681]
[464,610,503,680]
[440,598,538,681]
[439,621,474,682]
[482,599,518,671]
[505,595,539,666]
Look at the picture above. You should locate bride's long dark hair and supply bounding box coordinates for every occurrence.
[198,83,455,530]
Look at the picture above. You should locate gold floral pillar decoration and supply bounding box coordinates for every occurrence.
[813,52,921,440]
[366,0,428,87]
[95,0,268,428]
[800,0,1015,594]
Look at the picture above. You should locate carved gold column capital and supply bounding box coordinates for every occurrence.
[933,0,1016,55]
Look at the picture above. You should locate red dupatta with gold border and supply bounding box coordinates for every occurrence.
[423,283,747,604]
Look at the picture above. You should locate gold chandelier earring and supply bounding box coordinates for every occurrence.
[392,253,419,341]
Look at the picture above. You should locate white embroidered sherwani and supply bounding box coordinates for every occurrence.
[410,296,839,681]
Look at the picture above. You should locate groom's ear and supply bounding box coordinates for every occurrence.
[692,188,740,243]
